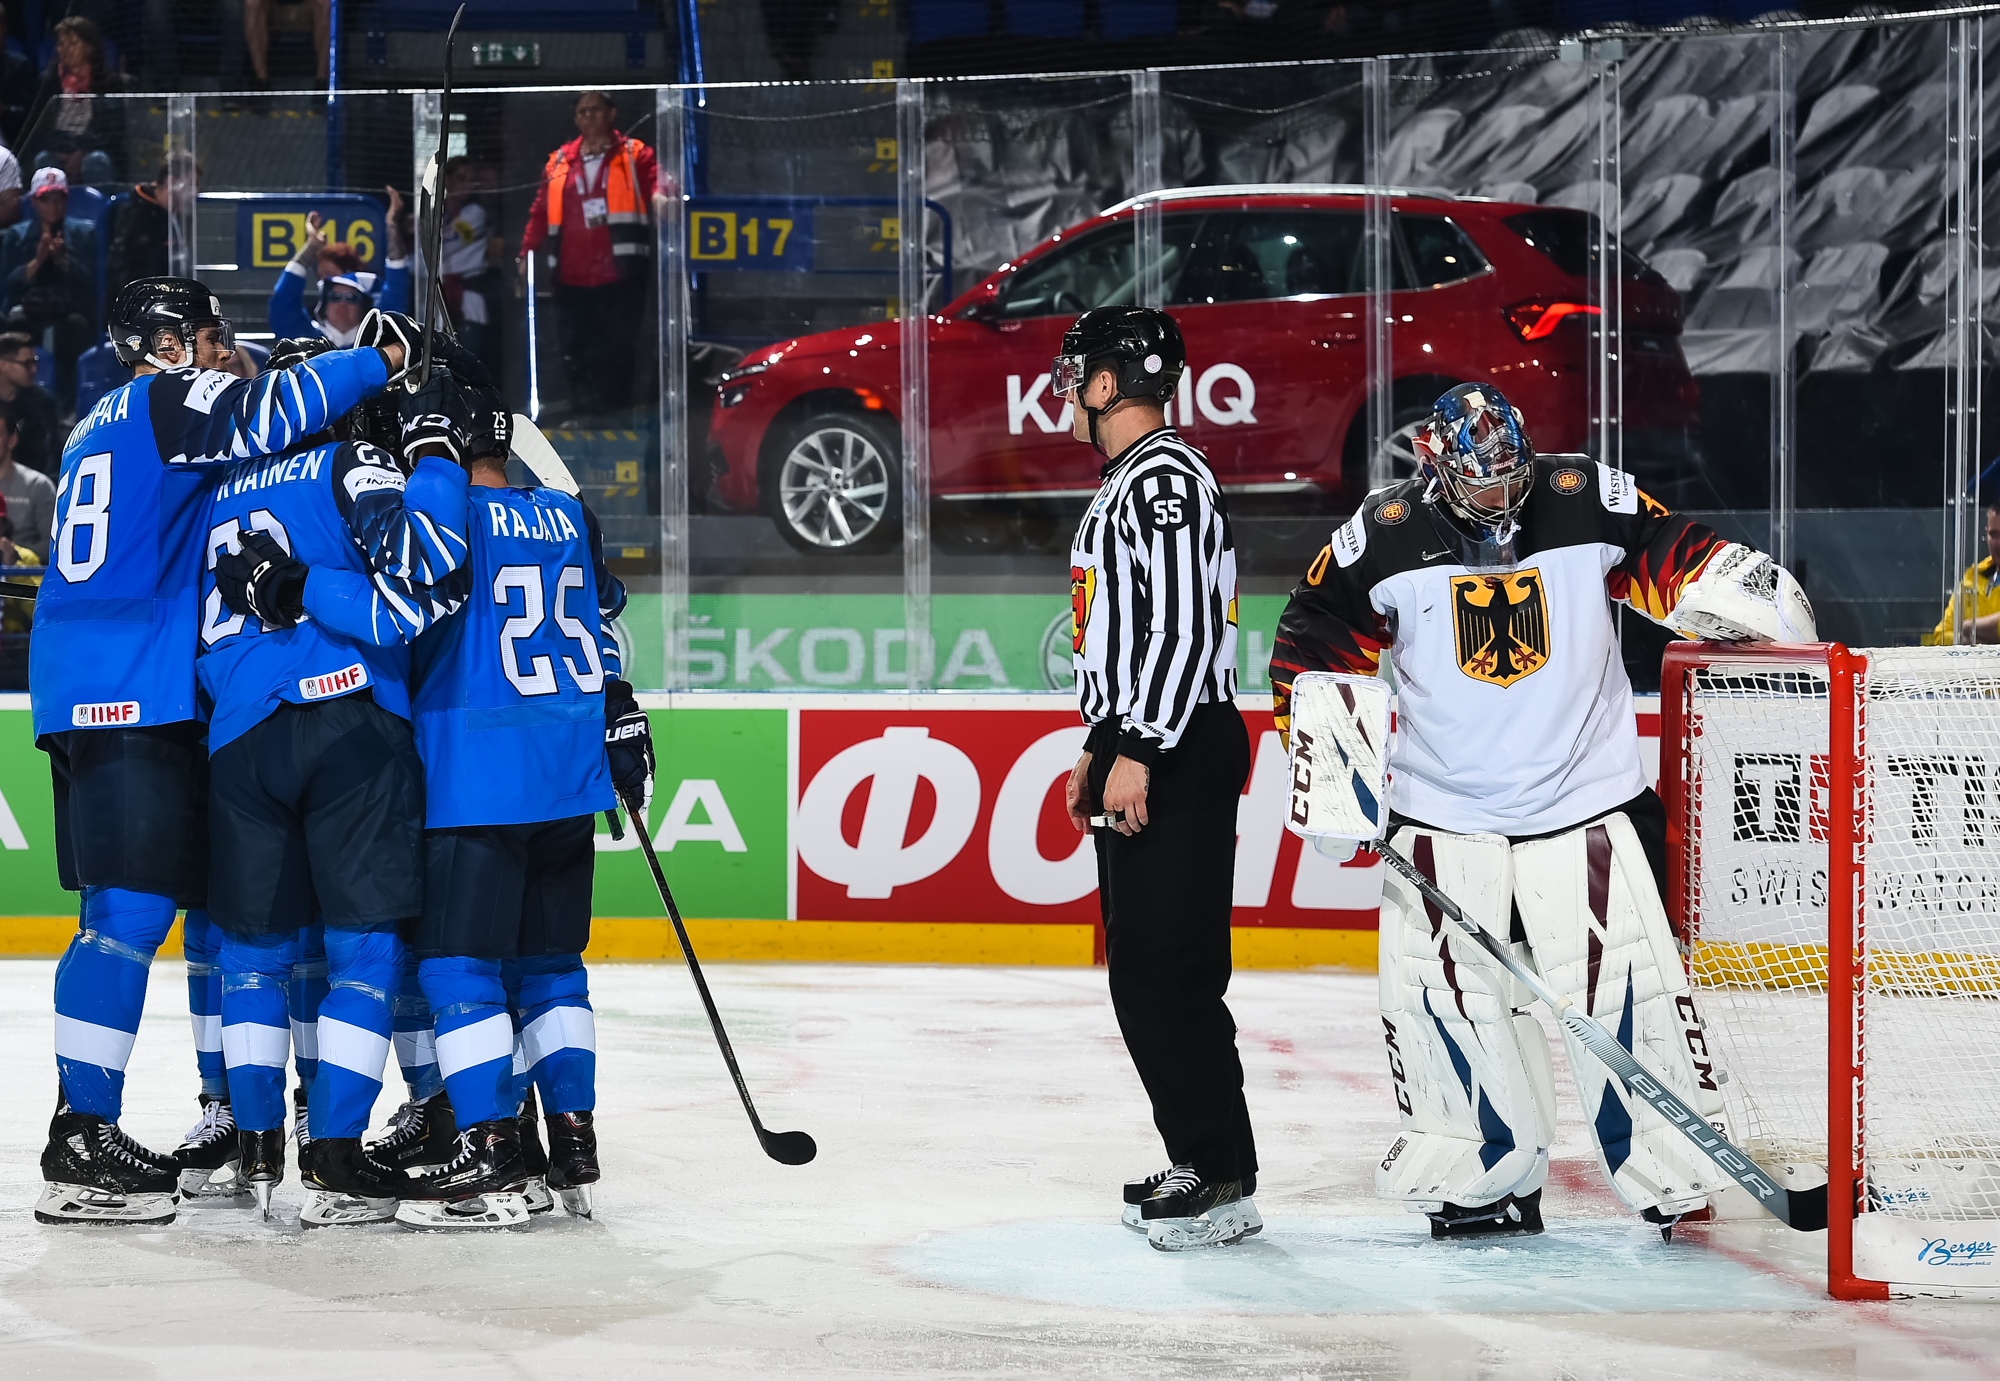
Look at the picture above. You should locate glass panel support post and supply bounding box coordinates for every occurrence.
[1363,57,1394,490]
[898,78,932,690]
[1769,33,1796,571]
[411,92,440,328]
[1944,18,1984,643]
[1589,40,1624,473]
[165,95,196,280]
[1131,70,1163,310]
[657,86,692,691]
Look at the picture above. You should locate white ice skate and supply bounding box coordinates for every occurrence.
[298,1189,399,1228]
[1138,1166,1263,1252]
[394,1190,531,1231]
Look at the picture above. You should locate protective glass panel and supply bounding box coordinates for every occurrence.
[922,72,1132,694]
[679,79,907,692]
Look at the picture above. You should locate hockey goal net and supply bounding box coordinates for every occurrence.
[1665,642,2000,1299]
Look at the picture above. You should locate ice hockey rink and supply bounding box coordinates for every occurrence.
[4,959,2000,1380]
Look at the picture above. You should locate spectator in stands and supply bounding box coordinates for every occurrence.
[1937,502,2000,645]
[0,403,50,559]
[0,496,38,689]
[104,151,195,307]
[0,140,21,232]
[23,17,125,188]
[267,189,411,343]
[246,0,331,90]
[0,5,39,149]
[520,90,659,419]
[441,156,503,375]
[2,168,97,405]
[0,331,62,476]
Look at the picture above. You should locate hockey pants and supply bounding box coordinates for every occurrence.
[1375,810,1728,1216]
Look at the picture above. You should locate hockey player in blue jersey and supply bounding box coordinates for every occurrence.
[377,368,644,1228]
[29,277,409,1227]
[200,334,471,1226]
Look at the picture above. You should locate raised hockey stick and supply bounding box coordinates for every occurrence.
[415,3,466,389]
[1,581,37,600]
[1373,842,1826,1233]
[620,786,818,1165]
[1283,670,1827,1234]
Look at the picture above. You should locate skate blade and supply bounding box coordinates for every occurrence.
[394,1191,531,1231]
[1146,1201,1258,1252]
[555,1184,593,1220]
[35,1182,177,1226]
[523,1176,555,1216]
[298,1190,398,1228]
[1120,1203,1146,1233]
[177,1162,248,1199]
[250,1179,279,1220]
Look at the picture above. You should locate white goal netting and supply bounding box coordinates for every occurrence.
[1682,647,2000,1224]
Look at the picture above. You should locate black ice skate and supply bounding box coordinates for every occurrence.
[298,1137,406,1228]
[545,1109,599,1220]
[1124,1166,1255,1231]
[1139,1165,1263,1251]
[1428,1189,1544,1240]
[394,1120,532,1231]
[289,1084,310,1160]
[37,1110,180,1226]
[517,1088,553,1215]
[174,1096,247,1199]
[240,1127,285,1220]
[366,1089,458,1176]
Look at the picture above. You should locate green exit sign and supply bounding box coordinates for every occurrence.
[470,38,541,67]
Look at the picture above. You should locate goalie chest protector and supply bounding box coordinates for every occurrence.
[1321,460,1711,836]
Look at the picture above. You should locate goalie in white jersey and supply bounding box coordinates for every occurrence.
[1270,383,1813,1239]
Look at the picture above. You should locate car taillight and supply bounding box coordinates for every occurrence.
[1504,299,1602,341]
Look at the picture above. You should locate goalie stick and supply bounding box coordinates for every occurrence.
[621,785,817,1166]
[1283,670,1827,1234]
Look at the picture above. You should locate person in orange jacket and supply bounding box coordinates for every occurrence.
[519,91,661,421]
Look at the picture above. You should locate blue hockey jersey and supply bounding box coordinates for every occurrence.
[407,481,626,829]
[197,445,470,753]
[28,351,391,739]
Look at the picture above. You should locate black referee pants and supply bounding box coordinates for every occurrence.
[1089,700,1258,1186]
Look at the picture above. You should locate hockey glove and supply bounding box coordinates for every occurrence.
[604,679,654,803]
[214,528,307,629]
[398,368,478,461]
[355,308,420,379]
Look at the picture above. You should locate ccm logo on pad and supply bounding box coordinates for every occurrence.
[299,664,369,700]
[72,701,140,726]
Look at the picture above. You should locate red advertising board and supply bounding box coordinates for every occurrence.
[794,707,1384,930]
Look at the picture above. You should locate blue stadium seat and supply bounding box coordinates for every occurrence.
[33,348,50,392]
[1005,1,1085,37]
[909,0,989,45]
[1099,0,1177,39]
[74,341,123,420]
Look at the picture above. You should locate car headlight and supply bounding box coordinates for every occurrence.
[717,357,775,409]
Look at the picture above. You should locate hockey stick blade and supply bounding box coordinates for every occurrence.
[510,415,580,496]
[621,787,818,1166]
[1377,842,1826,1233]
[1,580,37,600]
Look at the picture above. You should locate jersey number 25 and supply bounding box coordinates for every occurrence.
[494,563,605,697]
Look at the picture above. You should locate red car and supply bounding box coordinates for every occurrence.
[709,185,1701,552]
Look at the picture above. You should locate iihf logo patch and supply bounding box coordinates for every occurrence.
[1550,468,1588,496]
[1374,499,1411,525]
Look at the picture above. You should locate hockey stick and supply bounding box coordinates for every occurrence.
[620,786,818,1165]
[1,581,36,600]
[1374,841,1828,1233]
[415,3,466,389]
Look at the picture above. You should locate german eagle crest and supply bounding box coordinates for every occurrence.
[1450,569,1549,687]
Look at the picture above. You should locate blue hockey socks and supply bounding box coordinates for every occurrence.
[53,887,177,1119]
[220,929,297,1133]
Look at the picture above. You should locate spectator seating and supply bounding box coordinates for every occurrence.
[909,1,990,45]
[1099,1,1177,40]
[1003,2,1086,38]
[73,340,120,419]
[32,347,49,391]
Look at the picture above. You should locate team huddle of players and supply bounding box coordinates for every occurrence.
[28,276,653,1232]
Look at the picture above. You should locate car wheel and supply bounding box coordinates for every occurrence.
[767,411,901,554]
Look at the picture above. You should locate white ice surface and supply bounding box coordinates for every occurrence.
[2,960,1998,1379]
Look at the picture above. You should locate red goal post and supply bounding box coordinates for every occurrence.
[1663,641,2000,1301]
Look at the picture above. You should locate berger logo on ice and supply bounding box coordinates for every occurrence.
[299,664,368,700]
[71,700,140,726]
[1918,1237,1997,1268]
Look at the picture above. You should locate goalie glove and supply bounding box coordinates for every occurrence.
[214,528,308,630]
[1669,542,1816,643]
[604,679,654,802]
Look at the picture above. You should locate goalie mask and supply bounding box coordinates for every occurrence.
[1415,383,1535,536]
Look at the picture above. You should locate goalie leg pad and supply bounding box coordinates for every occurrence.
[1376,827,1551,1209]
[1513,812,1728,1215]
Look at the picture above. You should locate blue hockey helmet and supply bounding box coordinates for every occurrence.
[1415,382,1535,531]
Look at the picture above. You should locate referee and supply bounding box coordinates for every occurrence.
[1056,306,1258,1252]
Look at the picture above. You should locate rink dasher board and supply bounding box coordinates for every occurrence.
[0,692,1661,965]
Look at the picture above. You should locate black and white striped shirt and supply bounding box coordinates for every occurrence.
[1069,426,1238,765]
